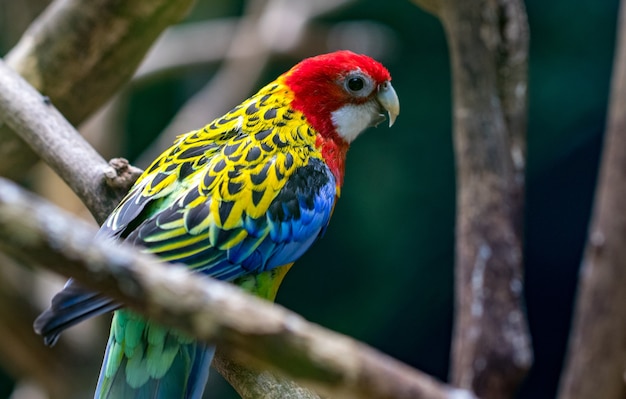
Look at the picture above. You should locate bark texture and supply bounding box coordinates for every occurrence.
[437,0,532,397]
[0,0,195,178]
[213,352,323,399]
[0,59,141,223]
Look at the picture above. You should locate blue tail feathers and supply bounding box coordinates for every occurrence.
[34,279,119,346]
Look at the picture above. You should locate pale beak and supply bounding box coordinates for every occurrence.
[377,81,400,127]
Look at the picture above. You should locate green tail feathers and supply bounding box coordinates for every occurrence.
[95,310,214,399]
[94,268,293,398]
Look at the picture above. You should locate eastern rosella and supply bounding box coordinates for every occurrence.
[34,50,399,399]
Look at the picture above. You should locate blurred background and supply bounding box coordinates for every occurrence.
[0,0,620,398]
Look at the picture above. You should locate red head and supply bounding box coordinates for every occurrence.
[283,50,398,143]
[282,50,399,186]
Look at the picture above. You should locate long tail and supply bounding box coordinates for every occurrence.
[95,310,214,399]
[34,279,119,346]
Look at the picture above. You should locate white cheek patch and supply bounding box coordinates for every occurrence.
[331,101,381,143]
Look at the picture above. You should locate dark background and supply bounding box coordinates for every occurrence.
[0,0,619,398]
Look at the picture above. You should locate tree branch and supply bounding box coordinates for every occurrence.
[0,0,195,179]
[212,351,325,399]
[558,1,626,398]
[0,177,474,399]
[420,0,532,397]
[0,58,141,224]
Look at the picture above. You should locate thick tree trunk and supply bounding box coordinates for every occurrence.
[438,1,532,397]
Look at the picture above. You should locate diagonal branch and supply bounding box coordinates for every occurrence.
[0,0,195,179]
[212,352,324,399]
[0,58,141,224]
[558,1,626,398]
[0,177,474,399]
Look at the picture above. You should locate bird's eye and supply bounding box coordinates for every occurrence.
[343,72,373,97]
[347,77,365,92]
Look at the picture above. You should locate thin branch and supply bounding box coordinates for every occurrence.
[0,177,475,399]
[0,0,195,179]
[558,1,626,398]
[135,0,275,167]
[134,18,239,81]
[0,59,141,224]
[212,351,325,399]
[425,0,532,397]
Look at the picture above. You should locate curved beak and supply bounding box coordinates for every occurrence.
[377,81,400,127]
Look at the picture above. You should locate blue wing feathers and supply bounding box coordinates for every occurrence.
[126,158,335,280]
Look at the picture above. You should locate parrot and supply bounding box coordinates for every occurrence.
[34,50,399,399]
